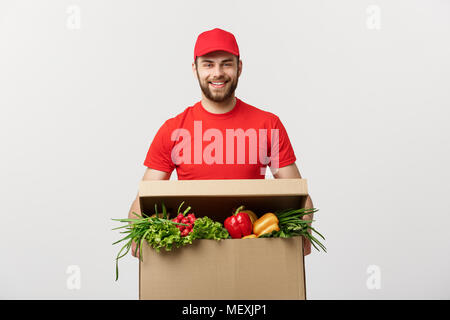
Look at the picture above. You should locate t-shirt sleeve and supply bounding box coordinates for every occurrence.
[268,116,297,169]
[143,120,175,173]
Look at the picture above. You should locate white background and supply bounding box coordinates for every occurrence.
[1,0,449,299]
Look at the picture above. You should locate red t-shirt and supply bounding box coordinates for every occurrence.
[143,97,296,180]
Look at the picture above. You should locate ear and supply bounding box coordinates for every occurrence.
[192,61,197,78]
[238,59,243,77]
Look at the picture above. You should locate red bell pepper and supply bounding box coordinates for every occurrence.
[224,205,253,239]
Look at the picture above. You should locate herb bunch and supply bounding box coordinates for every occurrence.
[112,203,231,281]
[111,203,190,281]
[259,208,327,252]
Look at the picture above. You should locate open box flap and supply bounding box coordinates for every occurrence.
[139,178,308,197]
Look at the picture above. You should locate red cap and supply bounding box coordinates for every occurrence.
[194,28,240,61]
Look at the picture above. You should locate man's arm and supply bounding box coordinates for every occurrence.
[272,163,313,256]
[128,168,171,219]
[129,168,171,257]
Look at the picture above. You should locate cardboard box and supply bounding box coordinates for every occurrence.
[138,178,309,300]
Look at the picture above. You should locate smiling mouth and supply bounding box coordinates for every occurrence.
[209,81,228,88]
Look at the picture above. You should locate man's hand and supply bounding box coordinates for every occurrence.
[302,213,312,256]
[131,240,140,259]
[302,193,314,256]
[128,168,171,259]
[272,163,314,256]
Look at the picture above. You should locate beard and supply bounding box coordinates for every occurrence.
[196,69,239,103]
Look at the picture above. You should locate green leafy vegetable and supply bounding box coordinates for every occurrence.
[190,216,231,241]
[112,211,190,281]
[259,208,327,253]
[112,209,230,281]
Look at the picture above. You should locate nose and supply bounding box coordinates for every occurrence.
[211,64,225,79]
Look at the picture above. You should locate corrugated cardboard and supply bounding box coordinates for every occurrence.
[138,178,309,300]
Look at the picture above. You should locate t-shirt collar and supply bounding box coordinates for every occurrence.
[196,97,241,119]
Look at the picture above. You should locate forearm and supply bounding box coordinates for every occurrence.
[128,193,141,220]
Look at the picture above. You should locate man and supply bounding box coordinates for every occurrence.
[128,28,314,256]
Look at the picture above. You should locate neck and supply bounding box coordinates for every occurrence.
[201,94,237,114]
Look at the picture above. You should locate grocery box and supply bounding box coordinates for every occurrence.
[138,178,309,300]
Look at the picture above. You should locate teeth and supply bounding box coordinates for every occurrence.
[211,82,225,85]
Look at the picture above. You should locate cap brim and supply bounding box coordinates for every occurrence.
[195,46,239,60]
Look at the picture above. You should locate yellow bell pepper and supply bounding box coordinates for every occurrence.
[253,213,280,237]
[234,205,258,224]
[242,234,257,239]
[242,210,258,224]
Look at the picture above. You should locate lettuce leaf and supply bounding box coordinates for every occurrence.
[144,220,184,252]
[190,217,231,241]
[142,216,230,253]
